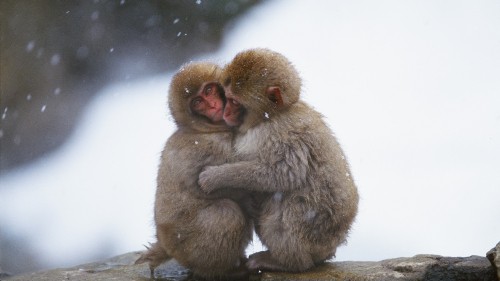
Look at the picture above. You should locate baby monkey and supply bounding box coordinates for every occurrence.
[136,62,252,280]
[199,48,359,273]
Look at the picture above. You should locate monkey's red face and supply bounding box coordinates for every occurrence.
[190,82,225,123]
[223,86,245,127]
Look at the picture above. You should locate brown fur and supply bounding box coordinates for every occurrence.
[136,62,253,279]
[199,49,359,272]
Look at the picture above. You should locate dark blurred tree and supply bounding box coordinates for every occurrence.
[0,0,261,174]
[0,228,41,275]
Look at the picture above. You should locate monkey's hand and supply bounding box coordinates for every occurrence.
[198,166,223,194]
[199,160,272,193]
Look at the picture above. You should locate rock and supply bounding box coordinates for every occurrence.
[2,251,186,281]
[0,266,10,279]
[260,255,497,281]
[3,251,497,281]
[487,242,500,279]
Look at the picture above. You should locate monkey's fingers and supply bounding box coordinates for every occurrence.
[198,170,215,193]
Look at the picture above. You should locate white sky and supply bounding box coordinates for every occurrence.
[1,0,499,270]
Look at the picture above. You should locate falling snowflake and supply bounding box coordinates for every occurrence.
[304,210,317,222]
[273,192,283,202]
[91,11,99,21]
[26,41,35,53]
[50,54,61,66]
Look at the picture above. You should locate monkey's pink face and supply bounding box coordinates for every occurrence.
[223,87,245,127]
[190,82,225,123]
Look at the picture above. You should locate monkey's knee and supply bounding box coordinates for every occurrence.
[277,251,314,272]
[167,199,248,277]
[199,199,247,229]
[213,198,244,215]
[258,232,316,272]
[201,198,250,247]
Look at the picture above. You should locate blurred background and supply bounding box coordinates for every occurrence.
[1,0,499,276]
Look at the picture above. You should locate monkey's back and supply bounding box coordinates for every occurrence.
[238,101,359,256]
[146,128,252,278]
[154,129,234,225]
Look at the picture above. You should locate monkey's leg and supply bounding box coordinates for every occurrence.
[182,199,252,279]
[251,207,317,272]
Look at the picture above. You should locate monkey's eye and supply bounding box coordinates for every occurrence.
[191,98,203,109]
[204,84,213,95]
[228,98,240,106]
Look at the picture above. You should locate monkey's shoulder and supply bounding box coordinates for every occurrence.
[260,103,332,142]
[163,130,233,158]
[235,102,340,163]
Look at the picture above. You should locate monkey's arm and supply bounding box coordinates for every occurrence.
[199,158,307,193]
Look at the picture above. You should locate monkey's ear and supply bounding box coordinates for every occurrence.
[266,86,284,108]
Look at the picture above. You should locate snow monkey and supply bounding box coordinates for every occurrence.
[136,62,253,279]
[198,48,359,272]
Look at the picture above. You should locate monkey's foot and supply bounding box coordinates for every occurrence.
[246,250,288,272]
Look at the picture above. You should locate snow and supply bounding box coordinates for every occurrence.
[272,192,283,202]
[50,54,61,66]
[1,0,500,271]
[91,11,99,21]
[1,78,171,267]
[26,41,35,53]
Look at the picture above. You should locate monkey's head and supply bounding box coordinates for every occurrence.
[168,62,229,133]
[221,48,302,133]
